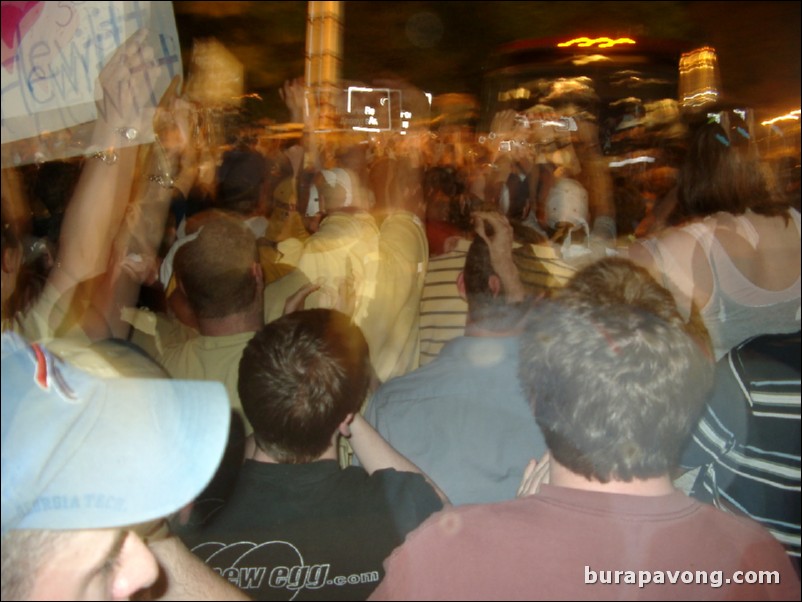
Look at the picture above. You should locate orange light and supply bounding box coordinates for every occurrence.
[557,37,636,49]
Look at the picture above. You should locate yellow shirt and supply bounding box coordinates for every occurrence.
[127,309,255,433]
[263,211,428,384]
[362,211,428,382]
[419,240,577,366]
[3,282,91,345]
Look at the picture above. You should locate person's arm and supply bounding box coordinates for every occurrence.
[280,77,323,174]
[49,30,162,298]
[627,229,704,322]
[282,282,321,315]
[626,238,660,280]
[27,30,168,342]
[472,211,527,302]
[573,117,616,241]
[86,87,195,340]
[346,413,450,506]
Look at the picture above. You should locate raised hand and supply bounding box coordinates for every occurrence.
[280,77,307,125]
[473,211,526,302]
[516,453,551,497]
[94,28,165,145]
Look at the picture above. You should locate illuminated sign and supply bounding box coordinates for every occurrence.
[340,86,429,132]
[557,37,636,49]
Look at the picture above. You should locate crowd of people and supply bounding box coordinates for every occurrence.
[1,29,800,601]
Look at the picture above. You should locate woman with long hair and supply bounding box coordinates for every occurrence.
[628,117,800,359]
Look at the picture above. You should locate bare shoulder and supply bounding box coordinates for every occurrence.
[628,226,701,268]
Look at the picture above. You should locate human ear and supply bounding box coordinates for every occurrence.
[111,532,159,600]
[456,271,467,301]
[488,273,502,297]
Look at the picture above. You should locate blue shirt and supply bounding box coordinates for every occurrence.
[365,334,546,505]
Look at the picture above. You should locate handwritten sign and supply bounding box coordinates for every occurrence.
[1,1,181,166]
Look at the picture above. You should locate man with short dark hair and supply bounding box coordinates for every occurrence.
[370,262,799,600]
[175,309,445,601]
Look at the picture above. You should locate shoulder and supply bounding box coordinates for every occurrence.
[371,349,453,395]
[368,339,472,401]
[378,212,428,261]
[364,368,451,441]
[384,501,490,556]
[689,496,783,544]
[366,468,442,506]
[628,225,708,279]
[640,224,704,253]
[353,467,444,529]
[379,210,425,233]
[425,248,468,272]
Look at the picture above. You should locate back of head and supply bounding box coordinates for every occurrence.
[32,160,81,218]
[238,309,371,463]
[545,178,589,233]
[316,167,358,212]
[174,215,258,320]
[423,165,463,205]
[556,257,713,355]
[1,220,22,318]
[520,283,713,482]
[423,165,467,228]
[678,120,786,220]
[386,157,426,218]
[217,134,265,214]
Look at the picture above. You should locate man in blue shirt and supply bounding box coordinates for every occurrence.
[365,213,546,505]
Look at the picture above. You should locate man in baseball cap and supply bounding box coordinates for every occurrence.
[0,332,240,600]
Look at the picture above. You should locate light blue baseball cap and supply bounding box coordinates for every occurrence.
[1,332,231,536]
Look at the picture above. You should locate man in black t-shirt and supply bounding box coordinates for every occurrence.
[175,309,446,601]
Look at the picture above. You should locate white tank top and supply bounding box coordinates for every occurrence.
[643,209,801,360]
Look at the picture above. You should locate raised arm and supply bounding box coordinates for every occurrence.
[87,85,198,340]
[49,29,164,297]
[472,211,527,303]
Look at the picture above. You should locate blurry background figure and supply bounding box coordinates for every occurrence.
[423,165,471,256]
[216,127,267,215]
[543,177,591,261]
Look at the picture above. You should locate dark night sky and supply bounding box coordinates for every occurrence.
[173,1,800,123]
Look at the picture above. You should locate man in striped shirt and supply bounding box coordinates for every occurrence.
[681,331,801,575]
[418,221,576,366]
